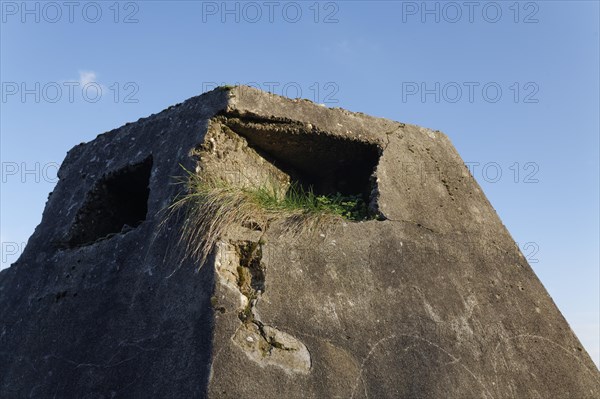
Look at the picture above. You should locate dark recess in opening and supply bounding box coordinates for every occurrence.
[224,117,381,201]
[66,156,153,247]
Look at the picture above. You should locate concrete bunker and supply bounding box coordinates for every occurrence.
[66,156,153,246]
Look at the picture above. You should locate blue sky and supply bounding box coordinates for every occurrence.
[1,1,598,366]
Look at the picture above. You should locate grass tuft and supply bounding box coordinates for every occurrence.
[165,167,371,270]
[251,180,369,220]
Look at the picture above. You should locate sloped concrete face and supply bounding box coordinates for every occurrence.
[1,86,598,398]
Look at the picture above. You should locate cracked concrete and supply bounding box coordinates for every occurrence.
[214,241,311,375]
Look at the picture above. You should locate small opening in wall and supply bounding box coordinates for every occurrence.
[67,156,153,246]
[224,117,381,202]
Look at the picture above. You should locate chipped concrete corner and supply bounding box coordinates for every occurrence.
[1,86,598,398]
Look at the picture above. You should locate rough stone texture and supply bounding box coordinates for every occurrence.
[1,86,598,398]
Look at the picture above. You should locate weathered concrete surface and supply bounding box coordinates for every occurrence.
[1,86,598,398]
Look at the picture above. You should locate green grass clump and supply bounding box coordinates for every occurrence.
[251,182,369,221]
[165,167,371,269]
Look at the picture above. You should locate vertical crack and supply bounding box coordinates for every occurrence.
[215,239,311,374]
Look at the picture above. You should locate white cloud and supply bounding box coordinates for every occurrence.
[78,70,98,86]
[58,70,108,102]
